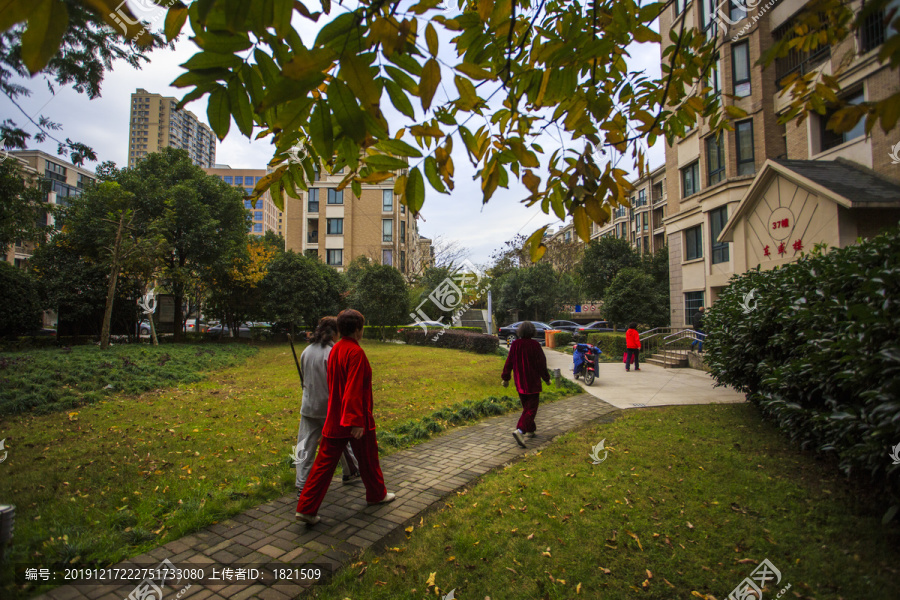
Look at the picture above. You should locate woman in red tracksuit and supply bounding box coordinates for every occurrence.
[625,321,641,372]
[501,321,551,448]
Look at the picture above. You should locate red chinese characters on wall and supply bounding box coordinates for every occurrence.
[772,218,790,229]
[793,239,803,251]
[763,245,770,257]
[777,241,787,255]
[763,239,804,258]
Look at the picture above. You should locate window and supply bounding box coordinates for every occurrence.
[400,250,406,273]
[254,211,263,220]
[710,206,730,264]
[244,187,253,196]
[732,41,751,97]
[326,249,343,266]
[735,119,755,175]
[327,188,343,204]
[637,189,646,206]
[382,249,393,266]
[383,219,393,242]
[401,204,406,215]
[685,225,703,260]
[729,0,746,22]
[637,236,642,254]
[860,4,890,53]
[681,161,700,197]
[707,54,721,97]
[234,176,243,185]
[642,212,649,232]
[401,220,406,243]
[685,291,705,325]
[383,189,393,211]
[45,161,66,182]
[253,223,263,233]
[675,0,686,14]
[326,218,343,234]
[821,90,865,151]
[222,176,233,184]
[308,188,319,212]
[706,135,725,185]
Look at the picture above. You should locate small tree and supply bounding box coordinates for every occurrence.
[602,267,669,329]
[0,158,50,257]
[351,263,409,339]
[579,237,640,299]
[262,251,347,335]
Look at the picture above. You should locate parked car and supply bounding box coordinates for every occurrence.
[185,319,209,333]
[575,320,615,337]
[137,320,152,335]
[498,321,553,345]
[548,320,581,333]
[207,323,252,338]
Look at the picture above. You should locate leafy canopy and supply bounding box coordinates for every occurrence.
[6,0,899,254]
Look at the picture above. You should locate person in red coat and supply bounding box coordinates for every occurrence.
[295,309,395,525]
[625,321,641,372]
[502,321,551,448]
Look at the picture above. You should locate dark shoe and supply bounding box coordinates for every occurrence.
[512,430,526,448]
[635,368,641,371]
[342,472,362,485]
[367,492,396,505]
[525,432,536,439]
[295,512,320,525]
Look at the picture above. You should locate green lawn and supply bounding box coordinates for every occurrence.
[308,403,899,600]
[0,341,578,597]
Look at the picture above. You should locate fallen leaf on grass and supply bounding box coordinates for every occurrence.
[527,533,534,540]
[576,582,582,594]
[405,526,414,533]
[542,551,552,557]
[736,558,757,564]
[626,530,643,550]
[642,579,650,589]
[599,567,611,574]
[374,580,387,586]
[663,578,675,588]
[506,567,518,574]
[686,521,694,530]
[646,569,653,579]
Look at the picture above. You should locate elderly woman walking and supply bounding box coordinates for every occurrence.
[294,316,360,498]
[501,321,551,448]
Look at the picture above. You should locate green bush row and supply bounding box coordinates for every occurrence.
[704,229,900,497]
[554,332,574,346]
[585,332,628,358]
[400,329,499,354]
[361,325,483,341]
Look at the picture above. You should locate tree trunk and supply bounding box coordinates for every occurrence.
[173,281,184,341]
[150,315,159,346]
[100,212,126,350]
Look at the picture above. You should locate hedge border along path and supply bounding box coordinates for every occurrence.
[32,393,620,600]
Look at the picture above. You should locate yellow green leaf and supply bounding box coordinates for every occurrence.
[419,58,441,111]
[21,0,68,75]
[164,5,188,42]
[405,166,425,214]
[525,226,549,262]
[425,22,439,57]
[572,205,590,241]
[206,86,231,140]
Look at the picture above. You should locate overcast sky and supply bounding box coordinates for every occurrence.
[2,2,664,266]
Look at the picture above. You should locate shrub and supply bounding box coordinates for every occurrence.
[554,332,574,346]
[0,262,42,336]
[401,329,499,354]
[704,230,900,498]
[585,332,627,358]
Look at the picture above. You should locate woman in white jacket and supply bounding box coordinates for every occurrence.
[295,317,359,495]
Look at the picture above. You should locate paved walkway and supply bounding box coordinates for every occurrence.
[35,393,622,600]
[542,347,746,409]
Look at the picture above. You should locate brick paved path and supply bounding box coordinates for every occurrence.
[35,393,620,600]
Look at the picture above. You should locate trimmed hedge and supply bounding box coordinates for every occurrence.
[401,329,499,354]
[585,332,628,358]
[704,230,900,498]
[554,332,574,346]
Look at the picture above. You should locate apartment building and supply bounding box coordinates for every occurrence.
[3,150,96,266]
[282,165,429,275]
[204,167,283,238]
[591,165,668,255]
[128,88,216,168]
[659,0,900,327]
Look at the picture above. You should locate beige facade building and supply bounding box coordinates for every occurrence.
[3,150,96,267]
[283,166,429,275]
[591,165,668,255]
[203,167,282,238]
[128,89,216,168]
[659,0,900,327]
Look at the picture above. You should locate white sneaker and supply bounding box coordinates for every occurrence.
[512,430,526,448]
[368,492,396,505]
[295,512,321,525]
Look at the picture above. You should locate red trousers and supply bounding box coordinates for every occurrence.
[516,393,540,433]
[296,431,386,516]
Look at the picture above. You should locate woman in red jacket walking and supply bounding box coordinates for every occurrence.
[625,322,641,372]
[501,321,551,448]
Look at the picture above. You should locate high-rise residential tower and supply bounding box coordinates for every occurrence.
[128,88,216,168]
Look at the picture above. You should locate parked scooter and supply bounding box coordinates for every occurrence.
[573,342,602,386]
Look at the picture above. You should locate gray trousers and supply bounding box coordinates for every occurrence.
[295,416,358,489]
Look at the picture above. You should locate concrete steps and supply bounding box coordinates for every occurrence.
[644,351,689,368]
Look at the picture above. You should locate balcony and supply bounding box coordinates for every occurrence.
[307,232,319,244]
